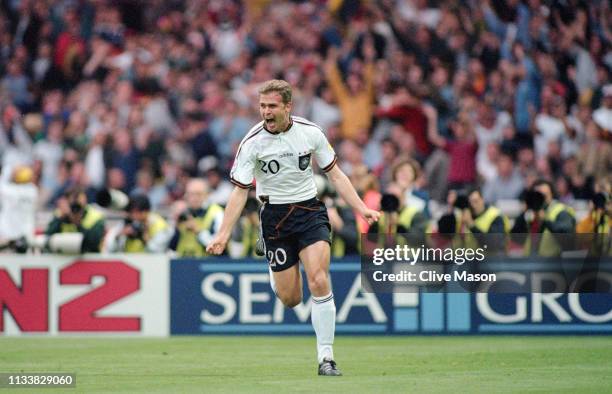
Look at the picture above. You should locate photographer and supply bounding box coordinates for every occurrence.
[511,181,576,256]
[228,196,261,258]
[462,189,509,234]
[169,179,224,257]
[368,184,428,247]
[512,180,576,234]
[103,194,172,253]
[577,192,610,234]
[46,188,105,253]
[437,189,469,234]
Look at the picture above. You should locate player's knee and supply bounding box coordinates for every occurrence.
[278,291,302,307]
[308,269,330,295]
[282,294,302,308]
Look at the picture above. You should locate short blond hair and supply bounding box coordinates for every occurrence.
[258,79,292,104]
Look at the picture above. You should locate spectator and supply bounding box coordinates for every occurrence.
[1,60,32,110]
[0,165,38,247]
[131,169,168,211]
[391,158,429,216]
[593,84,612,133]
[482,149,524,203]
[106,128,140,191]
[577,120,612,180]
[325,39,376,140]
[377,85,431,160]
[427,108,478,192]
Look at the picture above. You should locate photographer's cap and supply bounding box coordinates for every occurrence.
[127,194,151,212]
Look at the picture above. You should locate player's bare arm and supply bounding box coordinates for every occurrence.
[206,186,249,255]
[325,165,380,225]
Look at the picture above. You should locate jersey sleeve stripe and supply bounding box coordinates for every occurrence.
[321,155,338,173]
[234,124,263,160]
[230,177,252,189]
[292,117,323,132]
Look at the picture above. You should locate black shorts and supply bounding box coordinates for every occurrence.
[260,197,331,272]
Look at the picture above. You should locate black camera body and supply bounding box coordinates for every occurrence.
[524,190,545,211]
[380,193,400,213]
[125,218,145,239]
[70,201,85,215]
[593,192,609,210]
[177,212,191,223]
[454,194,469,210]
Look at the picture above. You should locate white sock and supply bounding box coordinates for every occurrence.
[311,292,336,363]
[268,266,278,297]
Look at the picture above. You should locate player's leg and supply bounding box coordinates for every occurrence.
[271,263,302,307]
[300,240,331,297]
[300,239,341,376]
[261,203,302,307]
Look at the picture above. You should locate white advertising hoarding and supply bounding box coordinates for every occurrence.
[0,254,169,337]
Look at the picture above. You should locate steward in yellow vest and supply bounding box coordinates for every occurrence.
[169,178,225,257]
[171,204,224,257]
[511,181,576,256]
[464,190,509,234]
[46,189,105,253]
[102,194,173,253]
[124,211,171,252]
[367,193,428,249]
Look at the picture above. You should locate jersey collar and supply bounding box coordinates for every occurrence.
[263,118,293,135]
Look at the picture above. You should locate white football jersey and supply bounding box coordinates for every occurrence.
[230,116,337,204]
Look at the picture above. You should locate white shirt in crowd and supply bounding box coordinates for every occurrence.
[0,180,38,242]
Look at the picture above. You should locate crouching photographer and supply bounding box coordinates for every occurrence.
[512,180,575,235]
[437,189,470,234]
[368,184,428,248]
[103,194,172,253]
[577,192,611,234]
[46,188,105,253]
[169,179,224,257]
[511,181,576,256]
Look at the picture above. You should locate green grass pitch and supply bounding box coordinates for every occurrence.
[0,336,610,393]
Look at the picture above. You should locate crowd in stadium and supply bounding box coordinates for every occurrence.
[0,0,610,255]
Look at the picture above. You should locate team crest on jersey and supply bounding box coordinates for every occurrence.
[298,153,311,170]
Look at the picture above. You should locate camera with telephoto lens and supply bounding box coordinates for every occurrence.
[177,212,191,223]
[380,193,400,213]
[62,201,85,224]
[454,193,469,210]
[524,190,545,211]
[124,218,145,239]
[70,201,85,215]
[592,192,609,210]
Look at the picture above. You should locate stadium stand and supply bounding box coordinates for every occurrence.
[0,0,610,254]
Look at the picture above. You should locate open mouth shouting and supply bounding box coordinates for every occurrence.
[265,117,276,130]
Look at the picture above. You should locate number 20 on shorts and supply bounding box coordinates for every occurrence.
[267,248,287,268]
